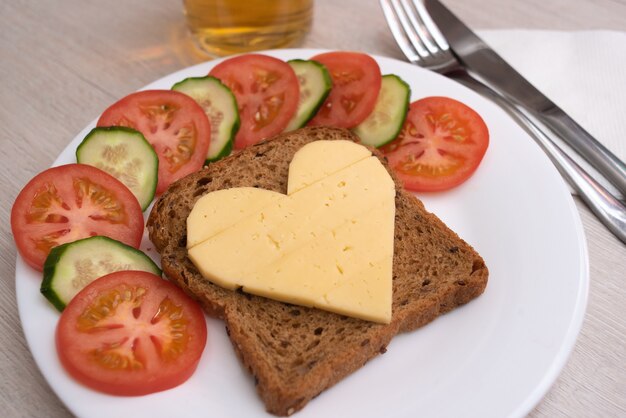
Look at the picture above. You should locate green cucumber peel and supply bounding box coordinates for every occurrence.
[352,74,411,148]
[41,236,161,312]
[285,59,332,131]
[76,126,158,211]
[172,76,240,164]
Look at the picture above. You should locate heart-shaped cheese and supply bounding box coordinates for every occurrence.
[187,140,395,323]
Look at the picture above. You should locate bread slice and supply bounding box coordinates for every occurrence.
[147,126,488,416]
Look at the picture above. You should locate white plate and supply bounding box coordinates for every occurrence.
[15,49,588,418]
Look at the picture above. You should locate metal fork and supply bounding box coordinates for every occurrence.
[380,0,626,244]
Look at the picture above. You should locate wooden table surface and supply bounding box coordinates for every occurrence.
[1,0,625,416]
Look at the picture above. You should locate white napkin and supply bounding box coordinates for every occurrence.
[476,30,626,197]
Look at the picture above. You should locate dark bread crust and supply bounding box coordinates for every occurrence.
[147,127,488,415]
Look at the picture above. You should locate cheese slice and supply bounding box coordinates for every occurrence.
[187,140,396,323]
[187,188,285,249]
[287,140,372,194]
[251,200,394,322]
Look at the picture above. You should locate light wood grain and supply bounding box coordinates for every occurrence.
[1,1,625,417]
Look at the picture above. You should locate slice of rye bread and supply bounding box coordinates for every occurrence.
[147,126,488,416]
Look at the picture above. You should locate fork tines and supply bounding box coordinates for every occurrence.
[380,0,449,63]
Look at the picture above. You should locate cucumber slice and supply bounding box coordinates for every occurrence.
[76,126,158,211]
[352,74,411,148]
[284,59,332,131]
[41,236,161,311]
[172,76,240,163]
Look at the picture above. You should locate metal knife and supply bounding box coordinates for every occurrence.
[424,0,626,196]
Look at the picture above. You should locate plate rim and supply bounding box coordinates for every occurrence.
[14,48,589,418]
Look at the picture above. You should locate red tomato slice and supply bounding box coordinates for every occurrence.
[97,90,211,195]
[307,51,382,128]
[11,164,144,271]
[382,97,489,192]
[56,271,207,396]
[209,54,299,149]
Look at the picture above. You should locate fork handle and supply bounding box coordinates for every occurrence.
[451,70,626,243]
[532,106,626,196]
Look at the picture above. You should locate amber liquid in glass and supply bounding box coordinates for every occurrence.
[183,0,313,56]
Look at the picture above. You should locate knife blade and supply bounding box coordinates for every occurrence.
[423,0,626,195]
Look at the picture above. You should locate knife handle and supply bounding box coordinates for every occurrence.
[453,71,626,243]
[534,108,626,196]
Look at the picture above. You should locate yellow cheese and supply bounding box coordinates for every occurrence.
[251,200,394,322]
[187,187,285,249]
[287,140,372,194]
[187,140,395,323]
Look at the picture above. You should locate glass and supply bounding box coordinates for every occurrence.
[183,0,313,57]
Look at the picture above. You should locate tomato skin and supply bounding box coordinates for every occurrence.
[382,97,489,192]
[56,271,207,396]
[11,164,143,271]
[307,51,382,128]
[209,54,299,149]
[97,90,211,195]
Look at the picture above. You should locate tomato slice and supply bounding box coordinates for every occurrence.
[56,271,207,396]
[97,90,211,195]
[11,164,144,271]
[209,54,299,149]
[307,51,382,128]
[381,97,489,192]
